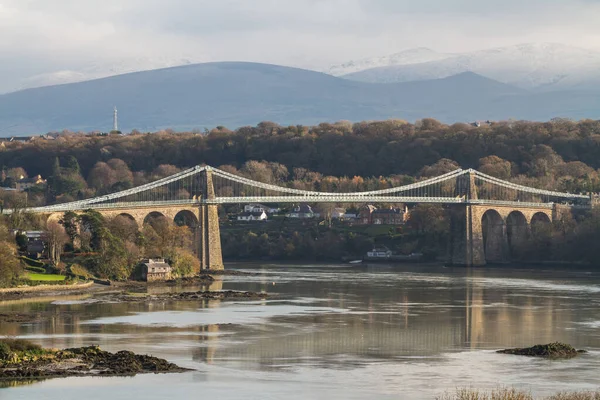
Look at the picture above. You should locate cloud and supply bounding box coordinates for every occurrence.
[1,0,600,92]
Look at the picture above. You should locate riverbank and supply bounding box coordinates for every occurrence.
[0,281,95,296]
[0,339,190,381]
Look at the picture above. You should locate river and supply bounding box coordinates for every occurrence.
[1,263,600,399]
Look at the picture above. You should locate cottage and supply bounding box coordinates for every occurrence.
[237,211,268,222]
[15,230,46,258]
[16,175,46,191]
[372,206,409,225]
[243,204,280,214]
[367,246,393,258]
[331,208,347,219]
[287,204,320,219]
[358,205,409,225]
[358,205,377,224]
[141,259,172,282]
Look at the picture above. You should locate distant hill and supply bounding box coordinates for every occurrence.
[326,47,454,77]
[0,62,599,135]
[341,43,600,90]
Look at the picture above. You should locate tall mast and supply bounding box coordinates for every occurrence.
[113,106,118,132]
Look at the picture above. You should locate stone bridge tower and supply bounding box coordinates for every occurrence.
[199,167,224,270]
[450,170,486,267]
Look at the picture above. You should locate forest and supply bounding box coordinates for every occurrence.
[2,117,600,285]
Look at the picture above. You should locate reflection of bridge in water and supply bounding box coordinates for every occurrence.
[18,166,594,268]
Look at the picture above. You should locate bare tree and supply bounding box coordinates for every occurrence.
[46,221,69,265]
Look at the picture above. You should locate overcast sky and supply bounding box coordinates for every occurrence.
[1,0,600,92]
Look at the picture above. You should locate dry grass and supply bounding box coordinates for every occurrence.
[437,389,600,400]
[547,393,600,400]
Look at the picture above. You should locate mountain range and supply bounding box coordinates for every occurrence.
[1,61,600,135]
[333,43,600,90]
[2,43,600,135]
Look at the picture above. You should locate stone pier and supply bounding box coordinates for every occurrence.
[199,167,224,270]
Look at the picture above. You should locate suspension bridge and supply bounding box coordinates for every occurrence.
[18,165,594,269]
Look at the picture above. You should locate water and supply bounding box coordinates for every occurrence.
[1,263,600,399]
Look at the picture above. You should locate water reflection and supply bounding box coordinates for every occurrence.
[1,264,600,397]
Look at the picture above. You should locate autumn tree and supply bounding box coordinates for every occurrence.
[45,221,69,265]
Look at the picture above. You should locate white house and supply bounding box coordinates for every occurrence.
[287,204,320,219]
[367,246,393,258]
[237,211,268,222]
[331,208,347,219]
[244,204,280,214]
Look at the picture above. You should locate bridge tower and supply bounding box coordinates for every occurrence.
[449,170,486,267]
[199,167,224,270]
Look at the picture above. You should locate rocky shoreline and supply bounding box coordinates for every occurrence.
[99,290,268,304]
[0,340,190,381]
[497,342,587,359]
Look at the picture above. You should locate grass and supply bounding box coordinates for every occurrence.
[24,273,66,282]
[437,388,600,400]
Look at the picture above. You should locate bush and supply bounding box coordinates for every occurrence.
[3,339,41,352]
[69,263,94,280]
[0,342,12,360]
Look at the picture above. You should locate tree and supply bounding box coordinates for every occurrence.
[0,240,22,287]
[46,221,69,265]
[6,167,27,181]
[65,156,81,174]
[60,211,80,248]
[79,210,106,251]
[171,249,200,277]
[419,159,460,178]
[0,221,22,287]
[87,162,117,192]
[479,156,512,179]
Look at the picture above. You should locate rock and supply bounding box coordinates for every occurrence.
[1,343,190,381]
[497,342,585,359]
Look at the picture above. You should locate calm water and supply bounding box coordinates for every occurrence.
[1,264,600,399]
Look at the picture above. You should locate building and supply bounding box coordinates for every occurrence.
[141,259,172,282]
[287,204,320,219]
[13,230,46,258]
[367,246,393,258]
[372,206,409,225]
[16,175,46,191]
[358,205,378,224]
[331,208,347,219]
[237,211,268,222]
[358,205,409,225]
[9,136,36,143]
[243,204,280,214]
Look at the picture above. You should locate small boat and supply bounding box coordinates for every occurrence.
[349,260,363,264]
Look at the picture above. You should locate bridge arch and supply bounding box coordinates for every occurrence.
[506,211,528,259]
[113,213,139,227]
[481,209,507,263]
[174,210,199,228]
[143,211,170,228]
[531,212,551,225]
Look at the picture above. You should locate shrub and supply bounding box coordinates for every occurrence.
[68,263,94,280]
[0,342,12,360]
[3,339,41,352]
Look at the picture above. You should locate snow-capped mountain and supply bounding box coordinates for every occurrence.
[15,56,203,92]
[326,47,453,77]
[338,43,600,90]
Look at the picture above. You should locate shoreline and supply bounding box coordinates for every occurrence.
[1,260,597,302]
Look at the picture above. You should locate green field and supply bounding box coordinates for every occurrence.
[25,273,67,282]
